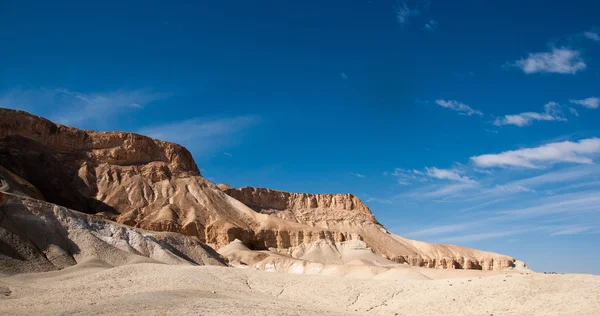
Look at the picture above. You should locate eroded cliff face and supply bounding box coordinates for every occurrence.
[224,187,377,225]
[0,109,353,251]
[223,186,519,271]
[0,191,227,275]
[0,109,198,174]
[0,108,523,271]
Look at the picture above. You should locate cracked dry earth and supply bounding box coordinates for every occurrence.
[1,261,599,316]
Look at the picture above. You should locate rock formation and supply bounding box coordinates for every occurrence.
[0,182,226,274]
[0,108,524,271]
[223,187,519,270]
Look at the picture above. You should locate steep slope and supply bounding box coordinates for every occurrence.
[0,190,227,275]
[224,187,522,270]
[0,108,523,271]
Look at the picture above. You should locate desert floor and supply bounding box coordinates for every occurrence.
[1,260,599,316]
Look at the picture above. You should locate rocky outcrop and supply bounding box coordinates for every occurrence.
[224,187,377,225]
[223,187,520,271]
[0,108,524,271]
[0,109,198,174]
[0,191,227,275]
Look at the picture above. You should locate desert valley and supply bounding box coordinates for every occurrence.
[0,108,599,315]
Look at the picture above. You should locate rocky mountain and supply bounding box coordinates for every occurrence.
[0,108,525,272]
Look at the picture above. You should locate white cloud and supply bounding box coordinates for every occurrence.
[493,102,566,127]
[584,31,600,42]
[351,172,365,178]
[425,167,477,184]
[570,97,599,109]
[394,2,419,26]
[513,48,586,74]
[138,115,258,155]
[224,152,233,157]
[339,72,348,80]
[435,99,483,116]
[471,138,600,168]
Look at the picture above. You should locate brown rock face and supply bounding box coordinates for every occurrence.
[0,108,522,271]
[0,109,198,215]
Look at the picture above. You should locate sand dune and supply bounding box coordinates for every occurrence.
[1,261,598,316]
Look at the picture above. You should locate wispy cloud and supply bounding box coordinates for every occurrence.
[488,184,535,193]
[223,152,233,158]
[569,107,579,116]
[339,72,348,80]
[387,168,427,185]
[394,2,419,26]
[365,197,392,204]
[389,166,476,185]
[550,225,596,236]
[584,31,600,42]
[499,191,600,217]
[424,19,438,31]
[493,102,566,127]
[435,99,483,116]
[512,48,586,74]
[138,115,259,155]
[570,97,599,109]
[53,88,170,125]
[471,138,600,168]
[425,167,476,183]
[439,230,524,243]
[511,165,600,188]
[351,172,365,178]
[410,182,479,199]
[407,221,483,237]
[0,87,170,127]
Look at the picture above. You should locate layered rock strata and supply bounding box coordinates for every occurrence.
[0,108,523,271]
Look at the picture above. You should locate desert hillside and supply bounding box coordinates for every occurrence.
[0,108,522,272]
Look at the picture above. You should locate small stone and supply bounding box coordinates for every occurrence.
[0,286,11,297]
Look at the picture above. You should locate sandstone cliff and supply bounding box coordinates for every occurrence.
[0,108,523,271]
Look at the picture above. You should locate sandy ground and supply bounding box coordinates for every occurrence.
[1,260,599,316]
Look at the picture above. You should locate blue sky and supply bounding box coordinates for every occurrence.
[1,0,599,274]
